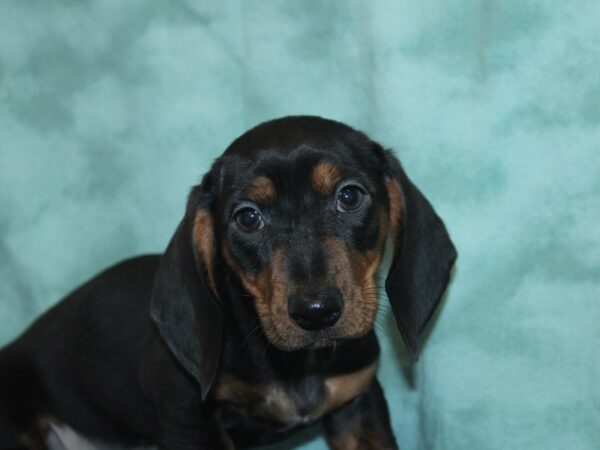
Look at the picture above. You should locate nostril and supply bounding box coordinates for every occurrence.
[290,312,315,330]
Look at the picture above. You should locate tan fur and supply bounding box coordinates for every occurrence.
[327,429,392,450]
[385,178,403,246]
[312,162,342,195]
[213,375,298,421]
[193,209,218,297]
[326,237,372,336]
[247,176,277,205]
[327,434,361,450]
[221,194,392,351]
[222,209,389,350]
[222,246,295,349]
[213,361,377,427]
[323,361,378,412]
[325,225,387,339]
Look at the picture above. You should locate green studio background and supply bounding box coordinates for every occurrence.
[0,1,598,449]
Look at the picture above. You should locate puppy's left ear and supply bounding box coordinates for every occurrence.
[150,170,223,400]
[384,151,457,359]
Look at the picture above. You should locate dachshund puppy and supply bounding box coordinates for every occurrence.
[0,116,456,449]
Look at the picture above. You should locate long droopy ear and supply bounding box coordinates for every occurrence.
[150,170,222,400]
[384,151,457,359]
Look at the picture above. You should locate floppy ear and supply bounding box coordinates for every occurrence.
[384,151,457,359]
[150,172,223,400]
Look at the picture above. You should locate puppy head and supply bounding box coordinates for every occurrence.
[210,118,391,351]
[151,116,457,396]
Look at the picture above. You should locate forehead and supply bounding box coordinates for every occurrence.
[220,117,383,198]
[227,150,368,190]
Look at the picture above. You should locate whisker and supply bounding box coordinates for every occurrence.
[241,324,263,350]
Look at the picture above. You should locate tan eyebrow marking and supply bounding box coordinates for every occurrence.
[247,176,277,204]
[312,162,342,195]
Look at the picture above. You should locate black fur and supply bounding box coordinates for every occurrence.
[0,116,456,449]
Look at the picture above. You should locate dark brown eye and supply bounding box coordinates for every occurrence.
[337,186,365,212]
[235,207,264,231]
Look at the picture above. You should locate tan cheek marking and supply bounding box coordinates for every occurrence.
[326,236,383,337]
[247,175,277,205]
[385,178,403,246]
[323,361,378,412]
[251,249,292,348]
[193,210,218,297]
[224,248,285,307]
[326,237,368,336]
[222,246,294,348]
[349,248,381,318]
[312,162,342,195]
[327,209,388,291]
[221,244,270,301]
[350,209,389,298]
[326,236,355,287]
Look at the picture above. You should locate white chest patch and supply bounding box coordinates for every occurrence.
[44,422,152,450]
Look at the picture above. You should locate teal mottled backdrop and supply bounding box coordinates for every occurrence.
[0,1,598,449]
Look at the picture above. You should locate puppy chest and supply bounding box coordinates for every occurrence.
[213,375,324,429]
[212,362,377,429]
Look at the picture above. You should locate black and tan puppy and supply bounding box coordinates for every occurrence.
[0,116,456,449]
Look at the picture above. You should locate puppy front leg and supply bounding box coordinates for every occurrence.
[144,354,228,450]
[157,423,226,450]
[155,393,226,450]
[323,378,399,450]
[155,390,230,450]
[154,378,231,450]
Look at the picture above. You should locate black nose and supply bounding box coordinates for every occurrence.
[288,287,343,331]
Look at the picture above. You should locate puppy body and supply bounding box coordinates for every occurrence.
[0,116,456,449]
[0,257,383,449]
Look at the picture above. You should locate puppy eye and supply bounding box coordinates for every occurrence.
[337,186,365,212]
[235,207,264,231]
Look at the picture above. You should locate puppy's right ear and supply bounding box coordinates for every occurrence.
[150,169,223,400]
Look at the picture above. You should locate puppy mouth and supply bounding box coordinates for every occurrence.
[297,329,342,349]
[305,332,343,349]
[261,309,376,351]
[270,327,342,351]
